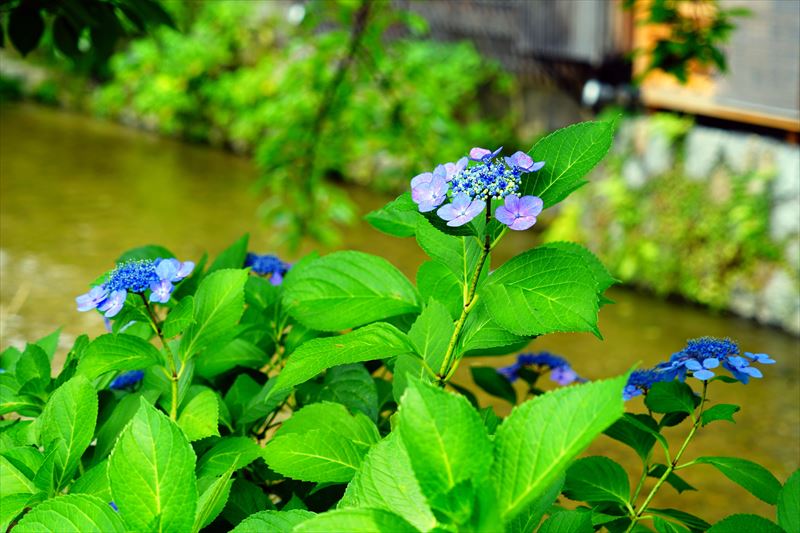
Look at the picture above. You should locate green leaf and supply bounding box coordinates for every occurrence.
[457,301,529,356]
[294,509,418,533]
[538,241,616,295]
[701,404,740,426]
[0,455,35,496]
[604,413,661,462]
[397,379,492,498]
[693,456,781,504]
[564,456,630,505]
[0,375,43,416]
[208,234,249,273]
[470,366,517,405]
[416,217,482,285]
[0,493,30,532]
[15,344,50,393]
[13,494,125,532]
[650,508,711,531]
[523,119,617,207]
[231,509,315,533]
[109,398,197,532]
[117,245,175,262]
[479,247,602,337]
[197,436,262,478]
[34,328,61,360]
[40,376,97,490]
[654,516,691,533]
[195,338,266,379]
[506,475,564,533]
[283,251,420,331]
[163,296,195,338]
[493,374,627,521]
[77,334,162,380]
[408,300,454,372]
[182,269,248,359]
[1,445,43,481]
[264,402,379,483]
[416,260,462,320]
[538,510,594,533]
[93,391,156,463]
[706,514,784,533]
[317,364,379,422]
[8,4,45,56]
[222,478,274,526]
[266,323,415,404]
[645,381,697,415]
[71,459,111,502]
[193,466,235,532]
[778,469,799,533]
[178,388,220,442]
[340,433,436,532]
[364,192,420,238]
[648,464,697,493]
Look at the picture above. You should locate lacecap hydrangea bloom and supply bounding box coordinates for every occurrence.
[498,352,585,386]
[245,253,291,285]
[411,147,545,229]
[76,258,194,318]
[623,337,775,400]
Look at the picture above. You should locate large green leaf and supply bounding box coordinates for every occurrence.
[70,459,111,502]
[282,251,420,331]
[416,216,482,284]
[706,514,784,533]
[457,301,529,356]
[0,455,36,496]
[77,334,162,380]
[264,402,380,483]
[397,379,492,499]
[181,269,248,359]
[700,404,740,426]
[108,398,197,532]
[196,436,262,478]
[604,413,661,462]
[316,364,379,422]
[193,465,235,532]
[778,469,799,533]
[231,509,315,533]
[645,381,697,415]
[416,260,463,320]
[92,391,157,463]
[222,478,274,526]
[522,119,617,207]
[506,475,564,533]
[693,456,781,504]
[492,374,627,521]
[265,323,415,404]
[408,300,454,373]
[538,241,616,295]
[162,296,195,339]
[340,433,437,532]
[364,192,420,238]
[470,366,517,405]
[0,493,30,532]
[178,388,220,442]
[537,510,593,533]
[479,247,602,337]
[15,344,50,393]
[195,338,266,379]
[13,494,125,533]
[40,376,97,491]
[564,456,630,505]
[294,508,418,533]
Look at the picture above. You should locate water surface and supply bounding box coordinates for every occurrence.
[1,103,798,523]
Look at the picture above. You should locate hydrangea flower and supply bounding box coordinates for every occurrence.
[76,258,194,318]
[109,370,144,390]
[245,253,291,285]
[623,369,672,400]
[409,147,545,229]
[498,351,585,386]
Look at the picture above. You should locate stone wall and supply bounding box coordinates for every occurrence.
[547,114,800,335]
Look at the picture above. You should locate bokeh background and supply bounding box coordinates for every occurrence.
[1,0,798,524]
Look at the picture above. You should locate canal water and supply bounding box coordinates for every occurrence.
[1,103,798,523]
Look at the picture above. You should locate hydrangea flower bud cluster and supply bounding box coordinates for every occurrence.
[623,337,775,400]
[109,370,145,390]
[410,146,546,229]
[245,253,291,285]
[498,351,585,386]
[76,258,194,318]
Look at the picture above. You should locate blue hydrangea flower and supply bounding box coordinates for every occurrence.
[623,368,672,400]
[77,258,194,318]
[109,370,144,390]
[409,147,545,230]
[245,253,291,285]
[498,351,584,386]
[652,337,774,385]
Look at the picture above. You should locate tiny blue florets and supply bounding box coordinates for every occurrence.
[245,253,291,285]
[77,257,194,318]
[109,370,144,390]
[450,161,521,200]
[623,337,776,400]
[498,351,585,386]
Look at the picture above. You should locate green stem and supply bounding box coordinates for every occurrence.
[140,294,180,420]
[626,381,709,532]
[437,198,494,384]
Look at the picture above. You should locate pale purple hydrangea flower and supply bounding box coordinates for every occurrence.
[504,151,545,173]
[469,146,503,162]
[76,285,109,312]
[98,290,126,318]
[438,157,469,181]
[411,172,448,212]
[495,194,544,231]
[437,194,486,227]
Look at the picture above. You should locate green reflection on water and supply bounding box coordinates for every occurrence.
[1,103,798,521]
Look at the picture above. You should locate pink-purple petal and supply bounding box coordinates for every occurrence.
[508,216,537,231]
[518,195,544,217]
[410,172,433,188]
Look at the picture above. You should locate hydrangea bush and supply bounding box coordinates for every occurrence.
[1,119,797,533]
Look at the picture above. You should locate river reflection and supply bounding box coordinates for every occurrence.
[1,103,798,523]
